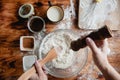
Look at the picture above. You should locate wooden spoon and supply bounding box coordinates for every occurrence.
[18,48,57,80]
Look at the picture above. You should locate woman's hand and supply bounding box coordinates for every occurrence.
[86,37,110,70]
[86,37,120,80]
[29,61,48,80]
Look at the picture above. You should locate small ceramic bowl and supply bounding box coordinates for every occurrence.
[47,1,64,22]
[23,55,37,71]
[27,16,45,34]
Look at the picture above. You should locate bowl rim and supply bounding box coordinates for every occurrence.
[38,29,88,78]
[45,47,88,78]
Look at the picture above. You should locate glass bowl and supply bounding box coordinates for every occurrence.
[38,29,88,78]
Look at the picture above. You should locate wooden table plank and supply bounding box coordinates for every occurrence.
[0,0,120,80]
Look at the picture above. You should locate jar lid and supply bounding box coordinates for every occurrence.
[18,3,34,18]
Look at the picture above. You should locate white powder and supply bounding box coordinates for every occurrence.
[56,7,73,29]
[39,31,78,69]
[56,0,76,29]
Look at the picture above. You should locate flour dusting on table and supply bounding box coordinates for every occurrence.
[56,0,76,29]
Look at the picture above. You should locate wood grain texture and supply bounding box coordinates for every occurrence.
[0,0,70,80]
[0,0,120,80]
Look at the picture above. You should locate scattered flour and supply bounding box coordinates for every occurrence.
[56,0,76,29]
[39,31,78,69]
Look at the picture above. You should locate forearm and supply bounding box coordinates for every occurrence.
[99,63,120,80]
[86,38,120,80]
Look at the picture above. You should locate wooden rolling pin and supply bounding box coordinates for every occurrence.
[18,48,57,80]
[71,25,112,51]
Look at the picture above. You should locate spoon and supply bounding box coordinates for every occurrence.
[18,48,57,80]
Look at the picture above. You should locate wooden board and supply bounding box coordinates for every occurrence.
[78,0,120,30]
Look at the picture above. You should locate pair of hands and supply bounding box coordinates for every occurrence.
[29,38,110,80]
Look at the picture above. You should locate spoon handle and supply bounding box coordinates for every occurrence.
[40,48,57,66]
[17,66,36,80]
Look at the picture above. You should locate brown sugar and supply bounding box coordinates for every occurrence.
[23,38,34,49]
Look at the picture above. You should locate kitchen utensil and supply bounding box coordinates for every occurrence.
[18,48,57,80]
[71,25,112,51]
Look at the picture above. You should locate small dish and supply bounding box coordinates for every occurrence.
[23,55,37,72]
[20,36,35,51]
[47,1,64,22]
[47,6,64,22]
[18,3,34,18]
[27,16,45,34]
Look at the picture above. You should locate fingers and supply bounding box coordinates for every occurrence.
[102,39,110,54]
[94,40,104,48]
[29,73,39,80]
[42,66,48,74]
[103,39,108,48]
[86,38,110,55]
[35,61,45,77]
[86,37,99,54]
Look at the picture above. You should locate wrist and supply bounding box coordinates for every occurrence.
[97,61,110,72]
[99,63,120,80]
[99,63,111,74]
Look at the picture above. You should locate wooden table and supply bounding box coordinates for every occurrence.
[0,0,120,80]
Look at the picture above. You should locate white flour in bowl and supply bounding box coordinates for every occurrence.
[39,31,78,69]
